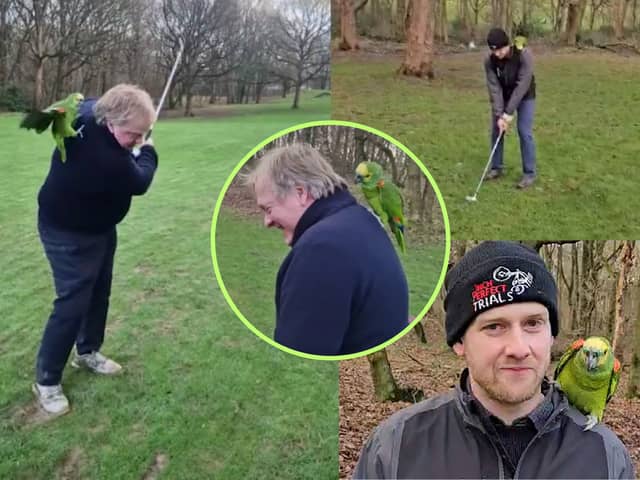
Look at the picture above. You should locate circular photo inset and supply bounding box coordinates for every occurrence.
[211,120,450,359]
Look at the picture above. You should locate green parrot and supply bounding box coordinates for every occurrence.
[514,35,527,50]
[554,337,621,431]
[20,92,85,162]
[355,161,407,253]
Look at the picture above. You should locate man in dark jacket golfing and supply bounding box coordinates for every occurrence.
[484,28,537,189]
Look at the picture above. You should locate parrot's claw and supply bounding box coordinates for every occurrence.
[75,124,85,139]
[583,415,598,431]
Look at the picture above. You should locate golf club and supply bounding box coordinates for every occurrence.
[148,39,185,138]
[465,129,504,202]
[133,40,184,156]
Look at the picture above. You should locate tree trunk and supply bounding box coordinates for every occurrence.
[339,0,359,50]
[565,0,586,45]
[612,241,635,353]
[441,0,448,43]
[397,0,407,40]
[399,0,435,78]
[571,242,580,331]
[612,0,629,39]
[255,82,263,104]
[184,90,193,116]
[367,350,400,401]
[627,268,640,398]
[33,58,45,109]
[413,321,427,343]
[292,81,301,109]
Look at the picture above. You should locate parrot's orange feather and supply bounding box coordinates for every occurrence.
[376,179,385,188]
[571,338,585,350]
[614,358,621,373]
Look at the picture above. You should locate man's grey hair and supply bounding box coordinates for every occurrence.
[94,83,156,127]
[244,143,348,199]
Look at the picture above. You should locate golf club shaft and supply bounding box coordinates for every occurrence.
[471,130,504,198]
[146,40,184,139]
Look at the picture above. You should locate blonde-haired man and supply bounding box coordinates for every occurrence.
[34,84,158,415]
[245,143,409,356]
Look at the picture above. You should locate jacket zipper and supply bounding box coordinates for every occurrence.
[513,406,567,479]
[466,421,506,479]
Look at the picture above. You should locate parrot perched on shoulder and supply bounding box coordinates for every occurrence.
[355,161,407,253]
[554,337,621,431]
[514,35,527,50]
[20,92,85,162]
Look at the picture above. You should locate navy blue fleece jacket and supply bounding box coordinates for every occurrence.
[274,188,409,355]
[37,99,158,233]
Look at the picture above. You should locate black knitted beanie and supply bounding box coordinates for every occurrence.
[444,241,558,346]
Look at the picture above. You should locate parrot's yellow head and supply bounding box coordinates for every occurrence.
[70,92,84,104]
[580,336,612,372]
[355,162,370,184]
[355,161,382,185]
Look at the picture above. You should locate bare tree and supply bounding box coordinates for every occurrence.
[268,0,330,109]
[157,0,240,116]
[14,0,127,108]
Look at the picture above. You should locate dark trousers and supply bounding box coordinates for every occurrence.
[36,220,117,385]
[490,98,537,176]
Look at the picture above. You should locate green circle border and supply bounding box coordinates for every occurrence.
[210,120,451,361]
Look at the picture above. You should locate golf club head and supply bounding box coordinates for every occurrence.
[465,195,477,202]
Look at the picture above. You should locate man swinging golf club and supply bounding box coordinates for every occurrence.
[484,28,537,189]
[32,43,183,417]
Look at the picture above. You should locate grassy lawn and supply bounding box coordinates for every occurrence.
[0,93,337,479]
[332,49,640,238]
[215,207,447,343]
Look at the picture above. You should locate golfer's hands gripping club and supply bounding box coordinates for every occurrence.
[498,112,514,133]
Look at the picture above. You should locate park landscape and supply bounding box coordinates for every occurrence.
[333,0,640,238]
[0,0,337,478]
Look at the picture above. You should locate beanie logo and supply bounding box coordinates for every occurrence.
[471,266,534,312]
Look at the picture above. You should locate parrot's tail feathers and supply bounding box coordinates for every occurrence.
[54,138,67,162]
[395,228,407,254]
[20,110,54,133]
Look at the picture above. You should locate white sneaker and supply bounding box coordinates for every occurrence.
[71,351,123,375]
[32,383,70,416]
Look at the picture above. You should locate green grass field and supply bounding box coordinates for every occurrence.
[333,49,640,238]
[215,207,446,341]
[0,93,338,479]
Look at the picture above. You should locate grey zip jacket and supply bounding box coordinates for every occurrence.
[484,47,535,118]
[353,369,634,479]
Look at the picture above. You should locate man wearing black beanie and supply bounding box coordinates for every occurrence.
[484,27,538,189]
[353,241,634,479]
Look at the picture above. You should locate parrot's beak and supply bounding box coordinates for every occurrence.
[355,174,362,184]
[586,351,598,371]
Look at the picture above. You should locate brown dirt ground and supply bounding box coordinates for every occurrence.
[339,317,640,479]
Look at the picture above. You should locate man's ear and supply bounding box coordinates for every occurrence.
[295,186,312,205]
[453,340,465,357]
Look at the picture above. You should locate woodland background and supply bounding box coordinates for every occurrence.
[340,240,640,478]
